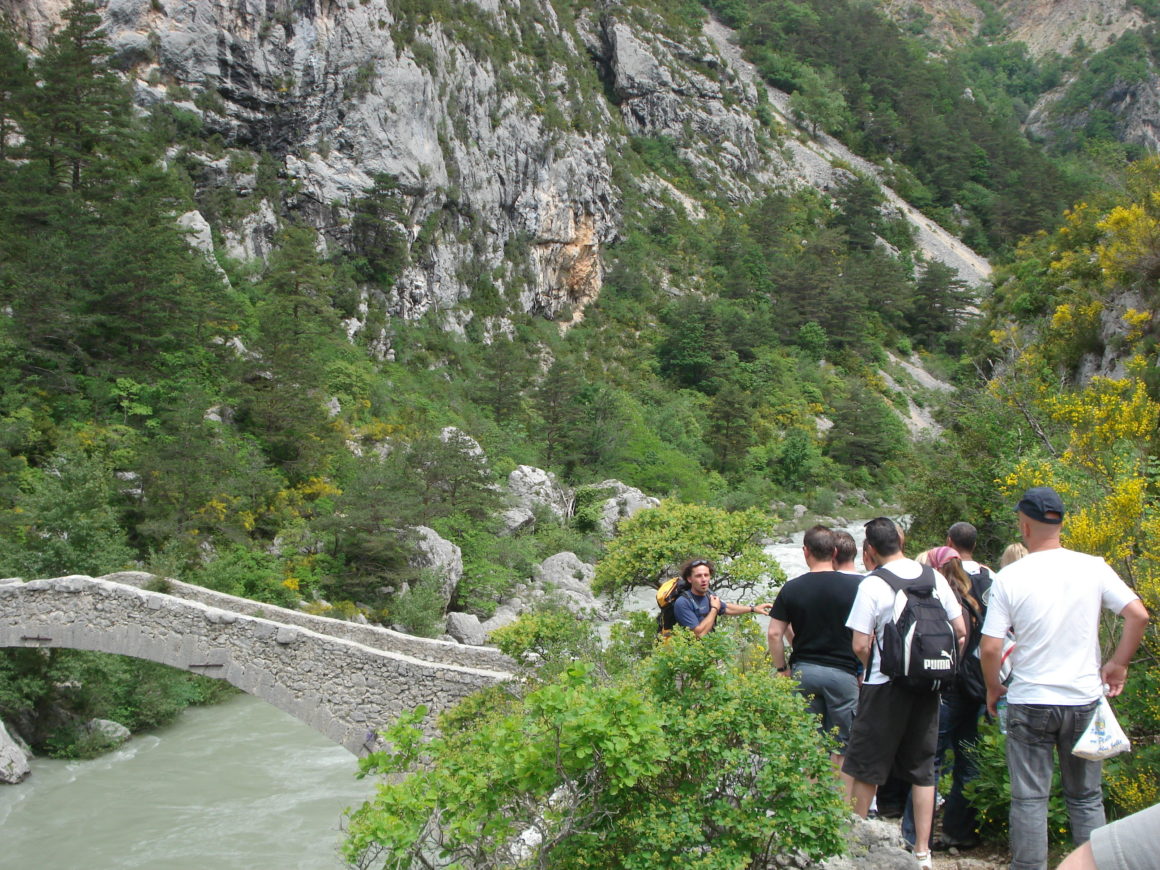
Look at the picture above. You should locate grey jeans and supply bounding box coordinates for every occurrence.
[1006,701,1105,870]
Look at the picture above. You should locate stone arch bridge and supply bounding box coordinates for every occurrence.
[0,572,514,755]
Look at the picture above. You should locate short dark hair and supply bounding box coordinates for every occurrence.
[947,521,977,552]
[803,525,836,561]
[680,558,715,581]
[864,517,902,557]
[834,530,857,565]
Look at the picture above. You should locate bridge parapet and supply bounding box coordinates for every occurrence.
[0,575,513,755]
[103,571,514,672]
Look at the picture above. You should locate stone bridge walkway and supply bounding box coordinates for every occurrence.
[0,572,513,755]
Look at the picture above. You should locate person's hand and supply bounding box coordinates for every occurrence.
[709,594,721,613]
[753,602,772,616]
[1101,661,1128,697]
[986,682,1007,717]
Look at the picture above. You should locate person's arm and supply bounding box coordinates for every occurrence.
[723,601,771,616]
[980,634,1006,716]
[767,617,791,676]
[851,630,873,673]
[1101,599,1149,697]
[691,594,722,638]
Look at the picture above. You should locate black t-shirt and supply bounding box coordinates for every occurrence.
[770,570,862,675]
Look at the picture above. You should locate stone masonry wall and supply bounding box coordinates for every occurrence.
[103,571,514,672]
[0,576,512,755]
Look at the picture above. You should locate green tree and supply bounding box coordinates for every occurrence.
[907,260,974,351]
[592,499,782,600]
[0,449,135,578]
[25,0,132,192]
[789,65,850,136]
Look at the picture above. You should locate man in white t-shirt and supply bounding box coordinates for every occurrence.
[843,517,967,869]
[980,487,1149,870]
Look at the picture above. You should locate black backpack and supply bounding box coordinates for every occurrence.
[872,565,958,692]
[955,567,992,703]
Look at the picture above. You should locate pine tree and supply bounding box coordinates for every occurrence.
[25,0,131,193]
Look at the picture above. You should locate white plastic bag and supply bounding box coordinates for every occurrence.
[1072,695,1131,761]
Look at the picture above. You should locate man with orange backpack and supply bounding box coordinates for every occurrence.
[658,558,771,638]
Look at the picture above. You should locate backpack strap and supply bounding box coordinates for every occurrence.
[870,564,935,593]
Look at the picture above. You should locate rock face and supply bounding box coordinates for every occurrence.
[1,0,997,334]
[875,0,1146,58]
[0,719,32,784]
[1026,73,1160,154]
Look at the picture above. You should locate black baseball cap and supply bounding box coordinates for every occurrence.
[1016,486,1065,524]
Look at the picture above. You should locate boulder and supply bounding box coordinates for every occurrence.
[534,552,594,595]
[0,719,31,784]
[84,718,131,747]
[499,506,536,535]
[445,612,487,646]
[507,466,572,522]
[408,525,463,607]
[531,552,604,618]
[480,604,521,635]
[588,479,660,535]
[816,816,917,870]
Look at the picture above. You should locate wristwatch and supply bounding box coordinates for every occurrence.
[776,665,791,674]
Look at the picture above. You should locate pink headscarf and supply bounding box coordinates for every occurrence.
[927,545,960,571]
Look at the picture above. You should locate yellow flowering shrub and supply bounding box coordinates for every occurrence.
[1046,377,1158,472]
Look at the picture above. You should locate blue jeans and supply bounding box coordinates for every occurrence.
[901,691,983,845]
[1006,701,1105,870]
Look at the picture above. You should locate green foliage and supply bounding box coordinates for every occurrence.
[592,500,783,600]
[0,648,230,758]
[706,0,1079,254]
[0,449,135,578]
[383,570,447,638]
[186,544,296,606]
[489,603,602,679]
[344,630,847,869]
[965,721,1073,844]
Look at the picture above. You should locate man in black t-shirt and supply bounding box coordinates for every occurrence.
[767,524,862,789]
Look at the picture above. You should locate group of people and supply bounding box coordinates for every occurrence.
[670,486,1150,870]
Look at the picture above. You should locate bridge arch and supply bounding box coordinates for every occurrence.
[0,575,512,755]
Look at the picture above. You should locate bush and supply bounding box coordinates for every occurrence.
[965,720,1072,844]
[344,625,847,869]
[385,571,446,638]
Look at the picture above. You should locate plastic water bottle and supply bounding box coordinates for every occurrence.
[997,697,1008,734]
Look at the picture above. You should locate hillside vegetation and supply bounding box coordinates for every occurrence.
[0,0,1155,835]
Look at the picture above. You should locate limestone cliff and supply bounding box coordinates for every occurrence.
[0,0,991,334]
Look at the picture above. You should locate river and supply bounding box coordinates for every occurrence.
[0,692,373,870]
[0,520,869,869]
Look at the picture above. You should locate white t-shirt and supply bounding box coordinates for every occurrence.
[981,547,1139,705]
[846,558,963,685]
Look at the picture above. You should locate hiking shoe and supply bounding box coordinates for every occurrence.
[915,851,933,869]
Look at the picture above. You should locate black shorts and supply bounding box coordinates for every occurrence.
[841,681,940,786]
